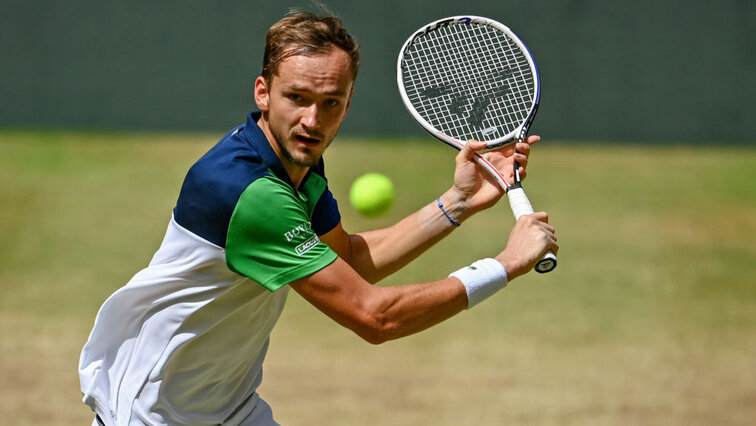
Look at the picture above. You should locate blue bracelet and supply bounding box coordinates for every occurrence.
[437,197,461,227]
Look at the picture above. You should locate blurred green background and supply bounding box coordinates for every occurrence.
[1,1,755,425]
[1,0,754,142]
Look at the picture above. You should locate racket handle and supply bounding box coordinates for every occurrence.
[506,187,557,273]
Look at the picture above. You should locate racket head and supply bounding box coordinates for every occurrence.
[397,16,540,150]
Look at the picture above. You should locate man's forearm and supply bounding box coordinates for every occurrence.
[290,257,469,344]
[347,189,470,283]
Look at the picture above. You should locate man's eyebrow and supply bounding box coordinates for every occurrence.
[286,84,349,97]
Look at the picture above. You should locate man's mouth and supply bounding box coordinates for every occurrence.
[294,135,320,145]
[294,134,321,144]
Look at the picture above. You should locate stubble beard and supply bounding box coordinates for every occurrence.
[272,127,332,168]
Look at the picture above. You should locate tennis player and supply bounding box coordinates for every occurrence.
[79,12,558,426]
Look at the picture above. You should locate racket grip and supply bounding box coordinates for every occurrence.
[506,187,557,273]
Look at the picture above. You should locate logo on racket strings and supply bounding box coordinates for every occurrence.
[417,68,513,132]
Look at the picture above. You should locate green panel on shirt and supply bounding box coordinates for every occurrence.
[226,174,338,291]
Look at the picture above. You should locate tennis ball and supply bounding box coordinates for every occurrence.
[349,173,394,217]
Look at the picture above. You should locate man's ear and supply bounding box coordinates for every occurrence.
[254,76,270,112]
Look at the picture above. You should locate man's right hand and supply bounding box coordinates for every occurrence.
[495,212,558,280]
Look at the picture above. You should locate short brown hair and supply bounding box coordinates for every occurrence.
[261,12,360,82]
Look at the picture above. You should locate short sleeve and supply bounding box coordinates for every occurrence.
[225,176,338,291]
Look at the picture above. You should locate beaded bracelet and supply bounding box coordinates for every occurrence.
[437,197,461,227]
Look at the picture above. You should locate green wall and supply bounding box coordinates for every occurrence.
[2,1,753,142]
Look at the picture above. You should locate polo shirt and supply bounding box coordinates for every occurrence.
[79,112,341,425]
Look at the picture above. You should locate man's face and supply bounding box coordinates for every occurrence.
[255,48,354,172]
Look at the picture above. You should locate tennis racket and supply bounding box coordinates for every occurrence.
[397,15,556,273]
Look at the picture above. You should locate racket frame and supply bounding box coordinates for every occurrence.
[397,15,540,151]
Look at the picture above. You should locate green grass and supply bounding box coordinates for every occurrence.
[1,131,754,425]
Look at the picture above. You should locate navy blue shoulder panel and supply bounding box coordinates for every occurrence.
[173,126,270,247]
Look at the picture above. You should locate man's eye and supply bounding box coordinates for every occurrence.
[288,94,302,102]
[325,99,339,107]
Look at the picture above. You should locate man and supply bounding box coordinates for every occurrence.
[79,12,558,426]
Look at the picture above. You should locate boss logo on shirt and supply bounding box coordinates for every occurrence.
[285,222,321,256]
[284,222,313,242]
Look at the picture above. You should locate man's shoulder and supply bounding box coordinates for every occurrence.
[194,128,267,183]
[173,125,273,247]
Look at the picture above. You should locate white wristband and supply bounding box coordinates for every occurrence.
[449,258,508,309]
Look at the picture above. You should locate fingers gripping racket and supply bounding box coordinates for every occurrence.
[397,16,557,273]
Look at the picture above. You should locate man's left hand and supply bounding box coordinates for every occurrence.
[451,135,540,216]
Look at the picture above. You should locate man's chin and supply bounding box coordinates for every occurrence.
[292,158,319,167]
[285,150,321,168]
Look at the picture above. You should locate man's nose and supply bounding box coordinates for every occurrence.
[301,104,319,128]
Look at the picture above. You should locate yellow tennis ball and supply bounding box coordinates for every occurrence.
[349,173,394,217]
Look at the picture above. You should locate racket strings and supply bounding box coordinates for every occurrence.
[402,22,535,142]
[491,35,534,132]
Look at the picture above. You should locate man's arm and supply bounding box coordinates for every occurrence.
[290,256,467,344]
[321,137,539,283]
[292,211,557,344]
